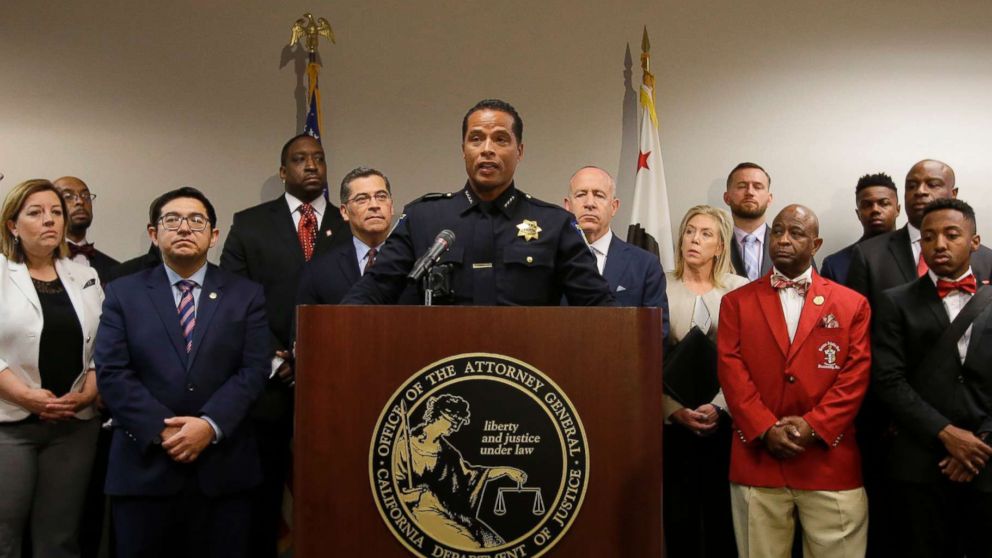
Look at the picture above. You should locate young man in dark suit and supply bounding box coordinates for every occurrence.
[219,133,348,558]
[298,166,394,305]
[819,172,900,285]
[723,162,774,281]
[95,187,270,558]
[564,165,669,337]
[872,198,992,558]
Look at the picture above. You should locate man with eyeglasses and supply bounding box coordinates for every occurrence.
[53,176,120,283]
[95,186,270,558]
[298,167,395,305]
[220,133,349,558]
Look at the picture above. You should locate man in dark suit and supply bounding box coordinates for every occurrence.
[819,173,900,285]
[298,166,395,305]
[54,176,120,282]
[872,198,992,558]
[220,133,348,558]
[95,187,270,558]
[723,162,774,281]
[847,159,992,555]
[564,166,668,336]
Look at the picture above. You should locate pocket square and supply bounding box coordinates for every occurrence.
[820,313,840,328]
[83,278,97,289]
[617,285,627,292]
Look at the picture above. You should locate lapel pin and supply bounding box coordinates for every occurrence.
[325,230,332,237]
[813,295,824,305]
[209,292,218,300]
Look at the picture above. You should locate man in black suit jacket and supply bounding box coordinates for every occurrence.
[723,162,774,281]
[820,172,900,285]
[298,166,394,305]
[54,176,120,282]
[847,159,992,555]
[220,133,349,558]
[873,199,992,558]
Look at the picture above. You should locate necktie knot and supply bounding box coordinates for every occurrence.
[936,275,977,298]
[771,273,810,296]
[177,279,197,293]
[68,243,96,259]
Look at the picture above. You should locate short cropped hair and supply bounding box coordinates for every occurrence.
[339,167,392,204]
[855,172,897,193]
[726,162,771,189]
[462,99,523,143]
[922,198,976,233]
[0,179,69,262]
[280,133,320,166]
[148,186,217,228]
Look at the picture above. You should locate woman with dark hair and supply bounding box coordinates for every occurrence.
[393,394,526,550]
[0,179,104,558]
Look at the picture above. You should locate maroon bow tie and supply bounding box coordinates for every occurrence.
[68,243,96,259]
[771,274,810,296]
[936,275,977,298]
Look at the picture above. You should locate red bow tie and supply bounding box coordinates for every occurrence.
[936,275,977,298]
[771,274,810,296]
[68,243,96,259]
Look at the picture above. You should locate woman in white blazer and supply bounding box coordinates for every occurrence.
[0,179,104,558]
[662,205,748,557]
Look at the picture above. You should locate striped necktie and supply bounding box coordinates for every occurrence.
[743,234,761,281]
[177,280,197,353]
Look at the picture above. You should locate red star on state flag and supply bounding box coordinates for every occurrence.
[637,150,651,171]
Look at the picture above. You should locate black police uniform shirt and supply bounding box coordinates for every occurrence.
[341,183,615,306]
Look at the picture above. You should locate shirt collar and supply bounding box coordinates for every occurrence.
[589,229,613,256]
[928,266,974,286]
[771,265,813,284]
[352,235,382,263]
[66,238,90,247]
[284,192,327,218]
[164,261,208,287]
[734,222,767,245]
[460,182,520,217]
[907,223,921,244]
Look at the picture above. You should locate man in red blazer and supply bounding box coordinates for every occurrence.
[718,204,872,557]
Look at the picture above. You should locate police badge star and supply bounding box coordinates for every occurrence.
[516,219,542,241]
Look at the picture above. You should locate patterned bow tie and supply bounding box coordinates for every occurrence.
[771,274,810,296]
[68,243,96,259]
[936,275,977,298]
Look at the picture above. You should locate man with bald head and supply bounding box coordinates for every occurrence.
[846,159,992,554]
[719,205,871,557]
[563,166,668,329]
[53,176,120,282]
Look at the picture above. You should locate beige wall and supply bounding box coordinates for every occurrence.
[2,0,990,263]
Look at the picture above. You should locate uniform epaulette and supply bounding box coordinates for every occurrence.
[410,192,454,203]
[518,191,563,210]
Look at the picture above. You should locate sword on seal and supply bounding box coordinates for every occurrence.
[400,399,414,491]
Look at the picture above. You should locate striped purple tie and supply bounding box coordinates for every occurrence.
[177,280,197,353]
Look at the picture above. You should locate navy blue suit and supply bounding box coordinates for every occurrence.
[601,235,670,339]
[297,240,361,306]
[95,264,269,557]
[819,242,859,285]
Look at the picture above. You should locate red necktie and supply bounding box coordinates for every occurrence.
[771,273,810,296]
[364,247,377,274]
[916,251,929,277]
[936,275,977,298]
[298,203,317,262]
[68,243,96,259]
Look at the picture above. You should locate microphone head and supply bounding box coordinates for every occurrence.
[437,229,455,245]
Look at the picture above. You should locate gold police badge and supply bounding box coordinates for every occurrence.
[370,353,589,558]
[516,220,542,241]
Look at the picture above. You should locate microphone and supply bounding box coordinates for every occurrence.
[408,229,455,281]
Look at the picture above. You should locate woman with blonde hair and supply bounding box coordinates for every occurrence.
[663,204,747,557]
[0,179,104,558]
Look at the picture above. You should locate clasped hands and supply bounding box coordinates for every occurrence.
[22,387,92,422]
[764,416,815,459]
[937,425,992,483]
[672,404,721,436]
[160,416,215,464]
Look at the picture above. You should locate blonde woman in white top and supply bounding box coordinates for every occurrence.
[663,205,747,557]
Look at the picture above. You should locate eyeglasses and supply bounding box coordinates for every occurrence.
[346,191,391,207]
[159,213,209,231]
[61,192,97,203]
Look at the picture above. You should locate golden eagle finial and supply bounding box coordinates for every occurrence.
[289,13,335,53]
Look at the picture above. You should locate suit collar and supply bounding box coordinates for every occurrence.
[338,240,362,282]
[887,226,916,283]
[6,258,41,314]
[601,234,628,288]
[787,272,829,361]
[186,265,224,369]
[145,264,190,365]
[54,259,89,335]
[755,272,790,356]
[755,270,831,359]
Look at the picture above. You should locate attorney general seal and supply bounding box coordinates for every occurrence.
[370,353,589,558]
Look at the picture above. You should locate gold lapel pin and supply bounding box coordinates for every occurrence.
[209,292,218,300]
[813,295,824,305]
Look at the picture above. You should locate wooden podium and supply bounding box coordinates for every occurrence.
[294,306,663,557]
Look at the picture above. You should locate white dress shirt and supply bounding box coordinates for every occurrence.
[773,265,813,343]
[588,229,613,275]
[353,236,383,276]
[284,192,327,229]
[929,267,975,363]
[734,223,767,270]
